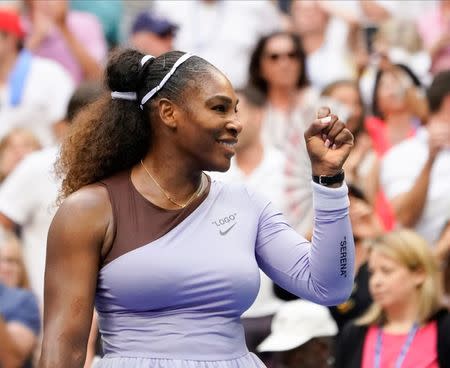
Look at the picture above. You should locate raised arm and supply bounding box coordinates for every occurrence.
[38,185,113,368]
[255,182,354,306]
[386,122,447,227]
[256,108,355,305]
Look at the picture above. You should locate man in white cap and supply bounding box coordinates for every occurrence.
[257,300,338,368]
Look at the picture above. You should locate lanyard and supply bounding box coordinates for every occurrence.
[374,323,419,368]
[8,49,32,107]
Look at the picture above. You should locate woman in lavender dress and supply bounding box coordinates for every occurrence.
[38,49,355,368]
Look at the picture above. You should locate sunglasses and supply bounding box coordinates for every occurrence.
[264,51,298,61]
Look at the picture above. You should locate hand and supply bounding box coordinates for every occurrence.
[50,0,69,29]
[305,107,354,176]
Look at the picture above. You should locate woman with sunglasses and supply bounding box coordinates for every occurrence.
[335,230,450,368]
[248,31,319,152]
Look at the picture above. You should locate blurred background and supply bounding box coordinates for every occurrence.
[0,1,449,367]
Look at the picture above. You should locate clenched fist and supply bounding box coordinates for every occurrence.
[305,107,354,177]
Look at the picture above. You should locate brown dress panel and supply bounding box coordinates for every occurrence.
[99,170,210,266]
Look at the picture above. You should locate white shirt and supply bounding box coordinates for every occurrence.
[381,128,450,245]
[262,87,319,152]
[374,0,437,20]
[153,0,282,89]
[0,57,74,146]
[210,147,286,317]
[306,34,354,90]
[0,147,60,303]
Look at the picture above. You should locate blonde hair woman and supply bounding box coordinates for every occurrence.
[335,230,450,368]
[0,230,30,289]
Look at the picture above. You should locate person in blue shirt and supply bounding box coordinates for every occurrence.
[0,282,41,368]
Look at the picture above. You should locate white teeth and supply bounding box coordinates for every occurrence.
[218,141,235,147]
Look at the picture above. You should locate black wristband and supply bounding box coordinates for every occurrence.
[312,170,345,186]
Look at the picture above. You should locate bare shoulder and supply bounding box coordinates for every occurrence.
[50,184,113,254]
[59,184,111,215]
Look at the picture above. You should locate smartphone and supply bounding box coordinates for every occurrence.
[364,25,378,55]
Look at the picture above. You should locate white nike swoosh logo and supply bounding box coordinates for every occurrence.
[219,222,237,236]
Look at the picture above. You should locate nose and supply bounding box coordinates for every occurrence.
[226,116,243,137]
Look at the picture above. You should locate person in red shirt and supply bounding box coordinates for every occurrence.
[365,64,428,230]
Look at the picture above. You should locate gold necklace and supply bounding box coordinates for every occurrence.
[140,160,204,209]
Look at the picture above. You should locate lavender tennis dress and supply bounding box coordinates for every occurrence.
[94,171,354,368]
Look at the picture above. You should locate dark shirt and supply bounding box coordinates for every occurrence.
[275,263,372,333]
[329,262,372,331]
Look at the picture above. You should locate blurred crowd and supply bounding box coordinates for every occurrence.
[0,0,449,367]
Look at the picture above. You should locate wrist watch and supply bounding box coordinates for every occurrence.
[312,170,345,186]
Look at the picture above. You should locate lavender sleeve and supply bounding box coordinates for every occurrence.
[253,182,354,306]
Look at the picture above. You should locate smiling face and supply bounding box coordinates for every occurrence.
[167,70,242,172]
[368,250,424,311]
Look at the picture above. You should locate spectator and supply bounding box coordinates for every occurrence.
[70,0,123,49]
[335,230,450,368]
[209,86,285,361]
[0,82,103,303]
[381,70,450,244]
[417,0,450,75]
[129,11,177,57]
[0,7,74,146]
[367,64,427,157]
[366,64,428,231]
[360,0,436,22]
[321,80,374,190]
[290,0,355,90]
[435,221,450,307]
[0,128,41,183]
[154,0,282,88]
[248,31,318,235]
[0,230,30,289]
[373,19,431,84]
[359,17,432,111]
[0,281,40,368]
[24,0,107,83]
[257,299,338,368]
[248,31,318,152]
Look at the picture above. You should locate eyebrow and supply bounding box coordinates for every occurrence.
[205,95,239,107]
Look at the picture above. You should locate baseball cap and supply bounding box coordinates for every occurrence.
[257,300,338,352]
[0,8,24,39]
[131,11,177,37]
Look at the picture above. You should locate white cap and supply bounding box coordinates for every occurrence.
[257,300,338,352]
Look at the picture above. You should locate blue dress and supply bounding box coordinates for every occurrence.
[94,180,354,367]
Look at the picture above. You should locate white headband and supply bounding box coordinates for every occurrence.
[110,53,194,109]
